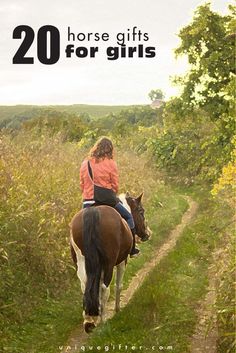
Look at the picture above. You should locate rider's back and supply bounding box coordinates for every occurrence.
[80,157,118,200]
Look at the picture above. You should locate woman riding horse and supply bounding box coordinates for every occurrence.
[70,195,149,332]
[79,137,140,257]
[70,138,150,332]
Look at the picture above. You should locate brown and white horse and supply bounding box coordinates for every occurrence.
[70,193,151,333]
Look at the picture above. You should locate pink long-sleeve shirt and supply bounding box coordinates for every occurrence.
[80,157,119,200]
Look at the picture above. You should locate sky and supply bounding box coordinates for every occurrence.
[0,0,231,105]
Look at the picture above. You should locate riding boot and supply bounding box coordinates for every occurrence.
[130,228,140,258]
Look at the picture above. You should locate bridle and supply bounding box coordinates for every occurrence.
[130,200,149,241]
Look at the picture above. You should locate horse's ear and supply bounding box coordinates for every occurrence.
[136,192,143,203]
[126,191,130,197]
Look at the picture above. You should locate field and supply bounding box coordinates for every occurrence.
[0,122,234,353]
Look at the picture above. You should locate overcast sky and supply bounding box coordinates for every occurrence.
[0,0,231,105]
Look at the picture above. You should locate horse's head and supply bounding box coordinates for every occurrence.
[125,192,151,242]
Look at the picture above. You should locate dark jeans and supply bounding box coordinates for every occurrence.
[82,201,135,230]
[115,202,135,229]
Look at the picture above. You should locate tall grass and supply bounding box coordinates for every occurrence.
[215,226,235,353]
[0,133,82,322]
[0,131,159,352]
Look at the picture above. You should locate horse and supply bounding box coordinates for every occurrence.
[69,192,151,333]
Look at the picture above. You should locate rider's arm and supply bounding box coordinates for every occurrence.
[110,160,119,193]
[80,162,85,192]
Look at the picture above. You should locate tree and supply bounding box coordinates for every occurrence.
[149,4,235,183]
[148,89,165,101]
[173,3,235,124]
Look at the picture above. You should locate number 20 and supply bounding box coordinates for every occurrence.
[13,25,60,65]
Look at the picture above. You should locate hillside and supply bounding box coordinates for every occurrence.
[0,104,144,129]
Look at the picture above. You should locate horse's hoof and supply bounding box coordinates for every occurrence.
[84,321,96,334]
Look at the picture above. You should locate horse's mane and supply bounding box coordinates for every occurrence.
[118,193,131,213]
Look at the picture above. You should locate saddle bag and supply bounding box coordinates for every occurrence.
[87,161,119,207]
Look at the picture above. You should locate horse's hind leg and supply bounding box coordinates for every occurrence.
[99,268,113,323]
[115,260,126,312]
[100,282,110,323]
[70,232,87,294]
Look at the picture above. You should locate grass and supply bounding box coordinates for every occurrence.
[1,282,82,353]
[86,187,234,353]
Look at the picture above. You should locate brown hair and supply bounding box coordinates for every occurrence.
[89,137,114,161]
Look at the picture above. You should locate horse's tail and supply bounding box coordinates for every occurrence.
[83,207,106,316]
